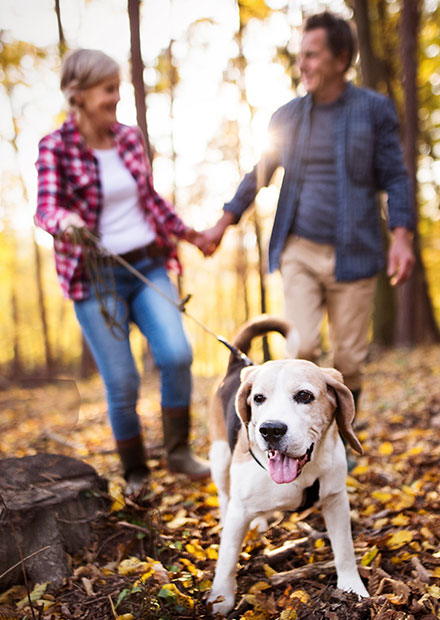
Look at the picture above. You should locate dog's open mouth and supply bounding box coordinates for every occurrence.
[267,443,314,484]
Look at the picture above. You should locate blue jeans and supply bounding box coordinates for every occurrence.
[74,257,193,441]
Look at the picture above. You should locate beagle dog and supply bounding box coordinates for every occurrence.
[208,316,368,616]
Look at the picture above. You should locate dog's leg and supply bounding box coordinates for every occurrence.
[208,501,251,615]
[209,440,231,525]
[321,490,369,597]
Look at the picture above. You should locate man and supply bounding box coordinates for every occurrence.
[202,11,415,406]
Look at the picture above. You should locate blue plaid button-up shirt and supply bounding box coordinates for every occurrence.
[224,83,415,281]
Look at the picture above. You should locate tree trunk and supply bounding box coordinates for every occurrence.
[236,228,250,323]
[10,272,22,379]
[54,0,67,57]
[252,212,270,360]
[127,0,152,161]
[34,241,55,373]
[235,6,270,355]
[352,0,383,88]
[395,0,439,345]
[80,336,96,379]
[352,0,396,347]
[128,0,156,374]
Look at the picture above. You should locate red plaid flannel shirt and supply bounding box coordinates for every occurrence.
[35,114,186,300]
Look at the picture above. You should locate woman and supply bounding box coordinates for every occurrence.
[35,49,209,492]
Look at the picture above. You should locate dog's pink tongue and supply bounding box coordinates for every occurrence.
[268,452,299,484]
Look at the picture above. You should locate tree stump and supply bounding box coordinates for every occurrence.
[0,454,109,590]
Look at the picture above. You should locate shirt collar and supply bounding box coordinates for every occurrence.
[305,81,353,110]
[61,113,122,149]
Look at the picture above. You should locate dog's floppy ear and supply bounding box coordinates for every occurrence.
[323,368,363,455]
[235,366,260,425]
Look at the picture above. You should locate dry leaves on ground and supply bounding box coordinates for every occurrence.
[0,347,440,619]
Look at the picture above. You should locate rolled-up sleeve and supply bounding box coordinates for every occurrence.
[35,136,71,236]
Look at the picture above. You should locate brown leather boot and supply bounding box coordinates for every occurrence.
[116,434,150,494]
[161,406,210,480]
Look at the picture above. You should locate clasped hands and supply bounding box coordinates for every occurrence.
[183,211,235,257]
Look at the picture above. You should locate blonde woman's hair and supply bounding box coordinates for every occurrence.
[61,49,119,106]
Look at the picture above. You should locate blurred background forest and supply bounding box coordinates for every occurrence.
[1,0,440,382]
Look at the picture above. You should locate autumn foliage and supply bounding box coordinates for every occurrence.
[1,345,440,619]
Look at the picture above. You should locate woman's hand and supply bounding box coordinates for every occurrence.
[182,228,213,255]
[59,213,87,239]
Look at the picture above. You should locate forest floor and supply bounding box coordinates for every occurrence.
[1,344,440,619]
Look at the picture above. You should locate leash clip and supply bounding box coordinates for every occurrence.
[178,293,192,312]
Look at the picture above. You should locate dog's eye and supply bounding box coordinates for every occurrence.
[294,390,314,404]
[253,393,266,404]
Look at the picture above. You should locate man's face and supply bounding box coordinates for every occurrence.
[299,28,346,101]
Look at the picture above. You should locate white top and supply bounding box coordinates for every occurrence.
[94,147,156,254]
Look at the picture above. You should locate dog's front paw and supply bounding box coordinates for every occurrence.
[207,588,235,616]
[337,575,369,598]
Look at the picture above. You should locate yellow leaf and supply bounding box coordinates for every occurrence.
[186,540,207,560]
[290,589,311,605]
[198,579,212,592]
[205,495,219,507]
[17,582,49,609]
[428,585,440,599]
[180,557,203,578]
[372,490,393,503]
[391,513,410,526]
[407,445,423,456]
[373,518,389,530]
[206,544,219,560]
[249,581,271,593]
[346,475,362,488]
[315,538,325,549]
[421,527,435,541]
[280,610,297,620]
[379,441,394,455]
[118,556,148,576]
[116,615,135,620]
[263,563,277,578]
[109,479,125,512]
[391,552,415,564]
[362,504,376,516]
[386,530,414,550]
[351,464,368,476]
[361,545,379,566]
[158,583,194,609]
[204,481,218,494]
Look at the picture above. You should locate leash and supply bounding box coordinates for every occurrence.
[69,227,254,365]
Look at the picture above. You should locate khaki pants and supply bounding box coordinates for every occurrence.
[281,236,377,391]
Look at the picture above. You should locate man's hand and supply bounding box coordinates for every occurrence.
[387,227,415,286]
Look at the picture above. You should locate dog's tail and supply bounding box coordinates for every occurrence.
[229,315,291,367]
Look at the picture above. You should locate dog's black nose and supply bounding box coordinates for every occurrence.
[259,421,287,443]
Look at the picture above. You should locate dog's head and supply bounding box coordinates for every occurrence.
[235,359,362,484]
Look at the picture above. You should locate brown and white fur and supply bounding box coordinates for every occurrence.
[208,316,368,616]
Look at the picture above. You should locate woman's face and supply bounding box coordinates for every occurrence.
[76,73,120,130]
